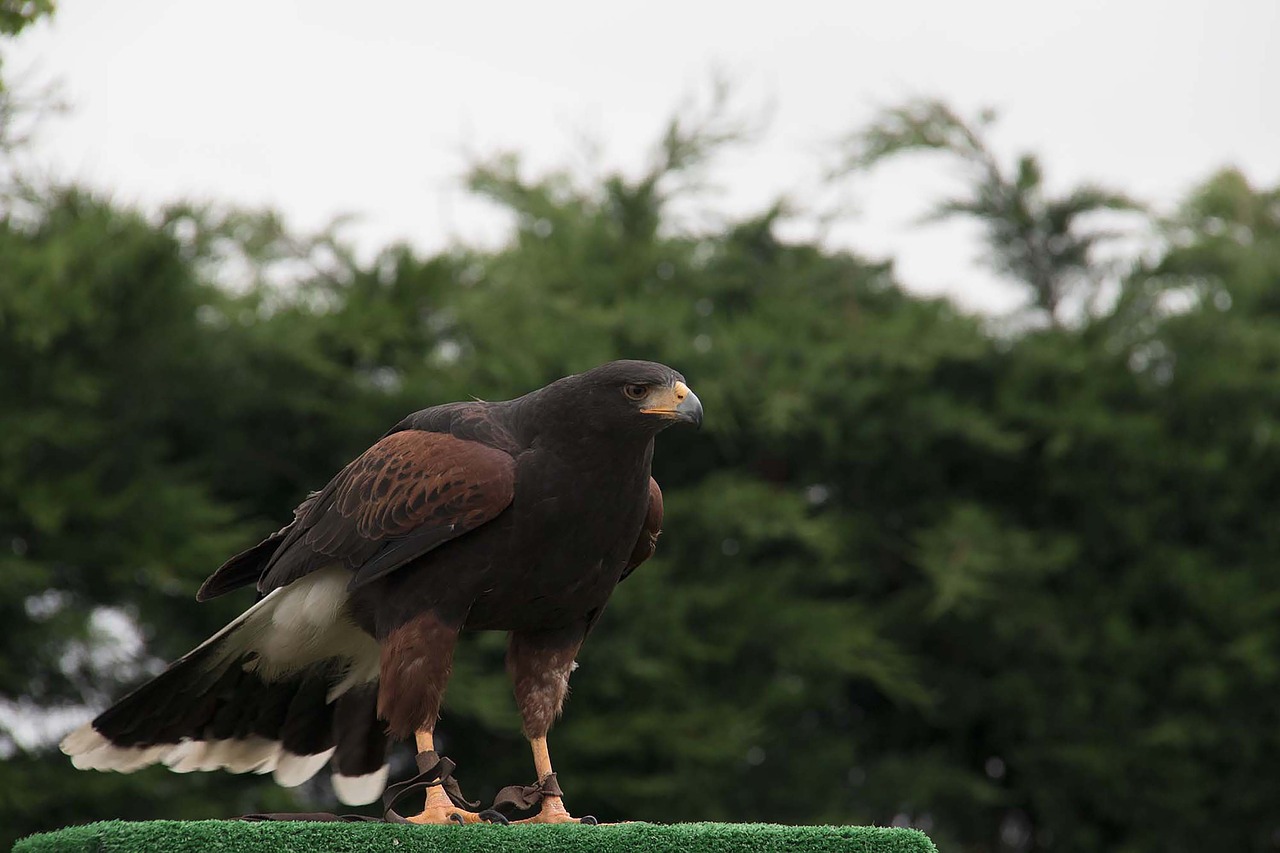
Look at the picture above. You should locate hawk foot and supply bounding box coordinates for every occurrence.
[385,750,500,824]
[511,794,597,825]
[406,805,509,825]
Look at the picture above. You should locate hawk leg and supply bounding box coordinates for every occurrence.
[377,613,502,824]
[505,630,596,825]
[403,732,506,825]
[507,736,597,825]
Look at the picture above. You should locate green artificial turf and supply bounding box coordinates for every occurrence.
[14,820,935,853]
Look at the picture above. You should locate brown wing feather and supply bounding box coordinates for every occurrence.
[334,431,505,539]
[621,477,663,582]
[254,430,515,594]
[197,493,325,601]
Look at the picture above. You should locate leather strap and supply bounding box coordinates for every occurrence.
[491,772,564,814]
[382,750,480,822]
[237,750,479,824]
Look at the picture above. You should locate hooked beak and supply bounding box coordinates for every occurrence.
[643,381,703,429]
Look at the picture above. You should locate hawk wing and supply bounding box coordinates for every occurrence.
[620,477,663,582]
[199,429,515,599]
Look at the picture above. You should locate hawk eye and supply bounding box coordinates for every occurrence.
[623,383,649,401]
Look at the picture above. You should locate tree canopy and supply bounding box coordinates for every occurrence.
[839,99,1143,327]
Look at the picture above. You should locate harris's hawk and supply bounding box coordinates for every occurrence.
[61,360,702,824]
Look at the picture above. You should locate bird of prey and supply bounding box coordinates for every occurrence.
[61,360,702,825]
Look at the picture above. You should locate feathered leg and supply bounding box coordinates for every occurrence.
[378,612,491,825]
[504,629,596,825]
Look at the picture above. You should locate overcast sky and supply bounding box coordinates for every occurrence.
[6,0,1278,314]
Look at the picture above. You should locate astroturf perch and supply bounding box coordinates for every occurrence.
[61,361,703,825]
[15,821,939,853]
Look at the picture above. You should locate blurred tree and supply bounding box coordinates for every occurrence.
[0,0,53,125]
[838,99,1144,327]
[0,0,53,38]
[0,189,303,838]
[878,167,1280,851]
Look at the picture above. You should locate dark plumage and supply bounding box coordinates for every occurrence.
[62,360,702,823]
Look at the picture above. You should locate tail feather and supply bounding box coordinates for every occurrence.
[62,568,390,805]
[330,685,390,804]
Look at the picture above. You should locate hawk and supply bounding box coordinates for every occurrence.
[61,360,702,824]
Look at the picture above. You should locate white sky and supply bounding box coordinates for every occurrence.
[6,0,1278,314]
